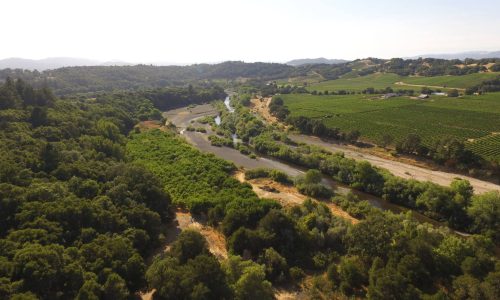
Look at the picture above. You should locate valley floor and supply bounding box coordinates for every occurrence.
[249,97,500,194]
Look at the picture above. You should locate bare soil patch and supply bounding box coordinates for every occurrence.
[394,81,465,91]
[140,210,228,300]
[136,120,163,130]
[250,97,279,124]
[235,171,358,224]
[170,210,228,260]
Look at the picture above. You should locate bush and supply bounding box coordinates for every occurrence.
[245,168,292,184]
[289,267,305,282]
[208,135,233,147]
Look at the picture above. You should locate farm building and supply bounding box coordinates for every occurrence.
[418,94,429,99]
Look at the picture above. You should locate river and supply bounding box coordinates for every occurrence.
[163,101,443,226]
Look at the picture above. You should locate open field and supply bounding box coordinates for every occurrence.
[401,72,500,88]
[306,72,500,92]
[282,92,500,160]
[308,73,402,92]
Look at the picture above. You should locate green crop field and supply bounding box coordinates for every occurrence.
[400,72,500,89]
[282,92,500,160]
[307,72,500,92]
[308,73,403,92]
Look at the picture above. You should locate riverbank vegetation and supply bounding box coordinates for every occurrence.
[215,93,499,242]
[127,127,499,299]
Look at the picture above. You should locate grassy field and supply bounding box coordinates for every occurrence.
[307,72,500,92]
[308,73,401,92]
[282,92,500,161]
[401,72,500,89]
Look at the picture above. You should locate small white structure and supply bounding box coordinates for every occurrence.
[418,94,429,99]
[381,93,399,99]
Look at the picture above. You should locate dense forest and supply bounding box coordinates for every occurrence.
[0,79,230,299]
[1,58,498,95]
[0,62,293,95]
[1,76,499,299]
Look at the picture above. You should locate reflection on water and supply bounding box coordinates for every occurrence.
[214,115,221,125]
[224,96,235,113]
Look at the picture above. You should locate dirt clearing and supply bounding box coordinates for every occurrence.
[250,97,280,124]
[168,210,228,260]
[140,210,228,300]
[136,120,163,130]
[394,81,465,91]
[235,171,358,224]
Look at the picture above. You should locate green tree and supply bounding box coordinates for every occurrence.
[304,169,322,184]
[368,266,420,300]
[468,191,500,242]
[0,78,20,109]
[30,106,48,127]
[451,179,474,206]
[170,230,210,264]
[448,89,459,97]
[76,278,102,300]
[13,244,64,298]
[452,274,483,300]
[234,265,274,300]
[346,130,361,143]
[338,256,366,295]
[381,134,394,148]
[223,255,274,300]
[103,273,129,300]
[397,133,422,154]
[259,247,288,282]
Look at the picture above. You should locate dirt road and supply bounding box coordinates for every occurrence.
[250,97,500,194]
[290,134,500,194]
[394,81,465,91]
[250,97,278,124]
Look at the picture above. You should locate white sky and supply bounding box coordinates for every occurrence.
[2,0,500,63]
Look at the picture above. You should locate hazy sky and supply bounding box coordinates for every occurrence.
[2,0,500,63]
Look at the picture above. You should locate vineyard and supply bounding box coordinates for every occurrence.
[282,92,500,160]
[308,73,403,92]
[466,133,500,161]
[306,72,500,92]
[400,72,500,89]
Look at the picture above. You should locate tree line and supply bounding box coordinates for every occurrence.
[2,57,498,95]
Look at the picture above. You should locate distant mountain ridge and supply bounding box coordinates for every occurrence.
[0,57,132,71]
[407,51,500,60]
[286,57,349,66]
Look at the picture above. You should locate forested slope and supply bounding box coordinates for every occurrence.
[0,78,176,298]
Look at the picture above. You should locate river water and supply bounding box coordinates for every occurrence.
[220,95,239,144]
[163,101,442,226]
